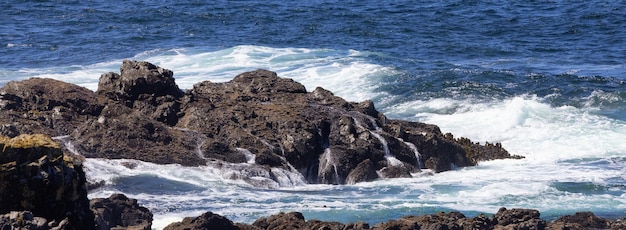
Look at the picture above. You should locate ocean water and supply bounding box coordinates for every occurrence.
[3,1,626,229]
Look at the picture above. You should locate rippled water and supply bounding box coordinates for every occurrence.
[2,1,626,229]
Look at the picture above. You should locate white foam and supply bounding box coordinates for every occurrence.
[4,46,393,104]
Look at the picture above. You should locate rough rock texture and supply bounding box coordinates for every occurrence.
[163,212,241,230]
[90,193,153,230]
[71,103,205,166]
[547,211,609,230]
[0,78,104,137]
[0,134,94,229]
[0,60,522,186]
[0,211,64,230]
[169,209,626,230]
[96,60,184,126]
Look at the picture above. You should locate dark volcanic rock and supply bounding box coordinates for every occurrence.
[174,208,626,230]
[548,212,609,230]
[0,134,95,230]
[493,207,546,230]
[0,61,523,186]
[0,78,104,137]
[71,103,205,166]
[97,60,184,126]
[251,212,348,230]
[90,193,153,230]
[164,212,240,230]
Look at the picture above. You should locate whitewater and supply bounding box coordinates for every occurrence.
[2,45,625,229]
[3,1,626,229]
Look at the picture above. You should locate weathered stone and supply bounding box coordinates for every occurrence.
[0,78,103,136]
[90,193,153,230]
[96,60,183,126]
[164,211,239,230]
[252,212,307,230]
[71,103,205,166]
[0,61,523,186]
[493,207,546,230]
[0,134,94,230]
[547,212,608,230]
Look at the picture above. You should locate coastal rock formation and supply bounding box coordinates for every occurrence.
[0,134,94,229]
[0,134,154,230]
[166,209,626,230]
[0,60,522,186]
[0,78,104,137]
[90,193,153,230]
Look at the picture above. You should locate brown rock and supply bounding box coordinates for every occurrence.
[493,207,546,230]
[0,134,94,230]
[0,61,523,186]
[548,212,608,230]
[90,193,153,230]
[97,60,183,126]
[0,78,103,136]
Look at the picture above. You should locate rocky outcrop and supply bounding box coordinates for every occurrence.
[0,134,154,230]
[166,209,626,230]
[0,60,522,186]
[163,212,241,230]
[0,134,94,229]
[90,193,153,230]
[0,78,104,137]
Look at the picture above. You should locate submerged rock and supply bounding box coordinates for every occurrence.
[0,60,523,186]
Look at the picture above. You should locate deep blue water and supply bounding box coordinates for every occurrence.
[3,1,626,107]
[4,1,626,228]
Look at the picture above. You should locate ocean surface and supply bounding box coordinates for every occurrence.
[3,1,626,229]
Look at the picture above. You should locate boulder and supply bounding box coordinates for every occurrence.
[0,134,94,229]
[90,193,153,230]
[252,212,347,230]
[492,207,546,230]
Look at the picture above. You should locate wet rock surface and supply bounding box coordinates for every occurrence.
[0,60,522,186]
[0,134,153,230]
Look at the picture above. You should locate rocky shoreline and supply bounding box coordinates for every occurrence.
[1,61,623,229]
[1,135,625,230]
[0,60,521,188]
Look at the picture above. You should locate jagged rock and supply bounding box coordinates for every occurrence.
[0,78,104,137]
[0,61,523,186]
[162,208,626,230]
[90,193,153,230]
[0,134,94,230]
[547,212,608,230]
[346,159,378,184]
[252,212,347,230]
[97,60,184,126]
[71,103,205,166]
[493,207,546,230]
[164,212,241,230]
